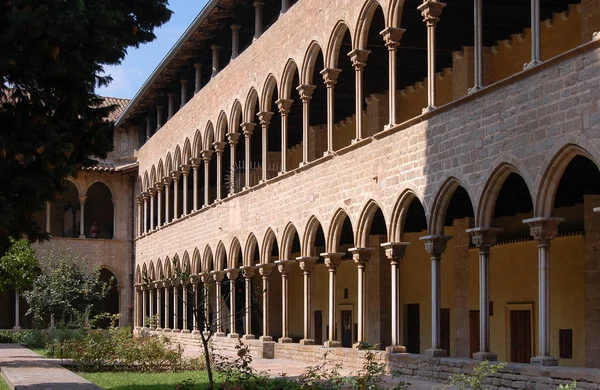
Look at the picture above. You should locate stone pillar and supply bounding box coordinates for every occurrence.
[241,122,255,189]
[320,68,341,155]
[211,45,220,78]
[298,257,318,345]
[349,248,374,345]
[142,287,148,327]
[380,27,405,128]
[163,283,171,331]
[467,227,502,361]
[145,115,152,140]
[194,63,202,94]
[156,185,162,228]
[156,105,164,130]
[136,196,142,236]
[322,252,344,347]
[524,217,564,366]
[276,99,293,173]
[213,271,226,337]
[420,234,451,357]
[525,0,541,69]
[181,282,190,333]
[192,280,199,334]
[296,84,316,165]
[134,286,141,330]
[259,264,275,341]
[13,291,20,330]
[45,201,51,233]
[469,0,483,93]
[281,0,289,13]
[348,49,370,141]
[149,188,155,231]
[172,284,180,333]
[226,133,240,195]
[190,158,200,211]
[418,0,446,113]
[141,193,148,235]
[167,93,175,120]
[200,274,211,333]
[172,171,181,220]
[202,150,213,206]
[180,78,188,107]
[79,195,86,238]
[227,269,240,338]
[275,260,295,343]
[213,141,226,201]
[155,283,162,331]
[149,287,156,329]
[253,1,264,40]
[163,178,172,224]
[242,266,256,339]
[181,165,190,216]
[257,111,273,182]
[231,25,241,60]
[381,242,410,353]
[586,198,600,367]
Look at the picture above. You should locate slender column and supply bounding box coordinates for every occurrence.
[194,63,202,94]
[525,0,541,69]
[467,227,502,361]
[242,266,256,339]
[259,265,274,341]
[348,49,370,141]
[180,78,188,107]
[226,269,240,338]
[213,272,225,336]
[181,165,190,216]
[149,288,156,329]
[167,93,175,120]
[296,85,316,165]
[202,150,213,206]
[381,242,411,353]
[322,252,344,347]
[469,0,484,93]
[418,0,446,113]
[134,286,141,329]
[172,284,180,333]
[156,105,164,130]
[156,186,162,227]
[231,25,241,60]
[13,291,20,330]
[524,217,564,366]
[163,283,171,331]
[213,142,226,201]
[201,274,211,333]
[281,0,289,13]
[45,201,51,233]
[226,133,240,195]
[190,159,200,211]
[112,200,117,239]
[155,283,162,331]
[253,1,264,40]
[141,194,148,234]
[149,188,155,231]
[275,99,293,173]
[172,171,181,220]
[142,287,148,327]
[191,280,199,334]
[211,45,220,78]
[298,257,318,345]
[241,123,256,189]
[275,260,295,343]
[420,234,451,357]
[181,282,189,333]
[349,248,374,345]
[79,195,86,238]
[320,68,341,155]
[381,27,405,127]
[163,178,172,224]
[257,111,273,182]
[145,115,152,140]
[136,196,142,236]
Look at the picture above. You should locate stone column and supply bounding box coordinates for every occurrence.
[349,248,375,345]
[275,260,295,343]
[298,257,318,345]
[213,141,226,201]
[296,84,316,166]
[213,271,226,337]
[211,45,220,78]
[145,115,152,140]
[136,196,142,236]
[194,63,202,94]
[13,291,20,330]
[276,99,293,173]
[322,252,344,347]
[380,27,405,127]
[257,111,273,182]
[200,274,211,333]
[190,158,200,211]
[142,287,148,327]
[155,283,163,331]
[226,269,240,338]
[163,282,171,331]
[525,0,541,69]
[156,105,164,130]
[156,185,162,228]
[172,283,180,333]
[242,266,256,339]
[420,234,451,357]
[320,68,341,155]
[381,242,411,353]
[149,287,156,329]
[182,282,190,333]
[202,150,213,206]
[226,133,240,195]
[191,279,199,334]
[141,193,148,235]
[172,171,181,220]
[241,122,255,189]
[149,188,155,231]
[134,286,141,330]
[231,25,241,60]
[45,201,51,233]
[281,0,289,13]
[418,0,446,113]
[181,78,188,107]
[348,49,370,141]
[181,165,190,216]
[167,93,175,120]
[467,228,502,360]
[253,1,264,40]
[259,264,275,341]
[523,217,564,366]
[469,0,483,93]
[163,178,172,224]
[79,195,86,238]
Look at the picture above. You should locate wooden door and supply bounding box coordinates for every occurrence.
[510,310,532,363]
[341,310,353,347]
[440,308,450,353]
[314,310,323,345]
[406,304,420,353]
[469,310,480,357]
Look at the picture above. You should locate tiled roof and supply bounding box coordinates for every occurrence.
[101,97,130,123]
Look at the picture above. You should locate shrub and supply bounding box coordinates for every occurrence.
[450,360,507,390]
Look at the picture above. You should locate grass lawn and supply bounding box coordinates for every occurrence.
[28,347,48,357]
[80,371,221,390]
[0,376,10,390]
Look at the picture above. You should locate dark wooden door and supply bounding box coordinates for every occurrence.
[406,304,420,353]
[440,308,450,353]
[469,310,480,357]
[510,310,532,363]
[314,310,323,345]
[341,310,353,347]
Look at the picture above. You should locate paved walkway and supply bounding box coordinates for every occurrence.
[0,344,100,390]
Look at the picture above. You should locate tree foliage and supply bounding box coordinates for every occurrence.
[0,237,37,293]
[0,0,172,251]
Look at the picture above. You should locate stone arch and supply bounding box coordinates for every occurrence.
[182,138,192,165]
[215,241,227,271]
[143,171,150,192]
[193,130,203,158]
[85,181,114,239]
[135,264,142,284]
[536,143,599,217]
[228,237,243,269]
[192,248,202,275]
[301,41,325,85]
[280,222,299,261]
[260,228,278,263]
[302,216,326,257]
[172,253,181,274]
[164,256,173,279]
[280,59,299,99]
[165,152,173,174]
[327,208,354,252]
[149,166,157,188]
[244,88,259,123]
[354,0,387,49]
[229,100,243,132]
[389,188,427,242]
[355,199,388,247]
[141,263,149,283]
[148,260,156,282]
[204,121,215,151]
[429,177,476,235]
[203,245,214,273]
[182,251,191,274]
[260,74,278,112]
[216,111,228,142]
[326,21,351,68]
[244,233,259,266]
[173,145,182,171]
[157,159,165,183]
[156,259,164,281]
[387,0,406,27]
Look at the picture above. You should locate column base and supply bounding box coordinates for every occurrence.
[473,351,497,361]
[12,326,20,331]
[593,32,600,41]
[351,138,362,145]
[322,151,335,157]
[134,326,141,331]
[422,106,437,114]
[191,329,200,335]
[530,355,559,366]
[299,338,315,345]
[524,60,541,70]
[228,333,240,339]
[278,337,293,343]
[425,348,447,357]
[215,332,226,337]
[181,329,190,334]
[171,329,181,333]
[468,85,483,95]
[259,335,273,341]
[163,327,171,332]
[203,331,212,338]
[278,171,286,176]
[156,327,162,332]
[384,123,397,130]
[324,340,341,348]
[386,345,407,354]
[242,334,255,340]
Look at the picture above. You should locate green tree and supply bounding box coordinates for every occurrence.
[0,237,37,293]
[0,0,172,252]
[24,246,113,326]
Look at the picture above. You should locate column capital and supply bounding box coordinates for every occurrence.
[320,68,342,87]
[148,187,157,196]
[180,77,188,84]
[210,44,221,51]
[167,92,175,98]
[380,27,406,50]
[190,157,202,168]
[349,247,375,265]
[297,256,318,272]
[276,98,293,115]
[226,132,241,146]
[180,164,191,175]
[253,0,265,8]
[275,259,295,275]
[258,263,275,277]
[257,111,274,127]
[79,195,87,204]
[241,122,256,137]
[420,235,452,258]
[171,170,182,180]
[163,176,173,186]
[225,268,239,280]
[201,149,213,162]
[154,182,163,192]
[467,227,503,250]
[296,84,316,102]
[194,62,203,70]
[348,49,371,70]
[136,195,143,205]
[523,217,565,242]
[242,265,257,278]
[199,273,212,283]
[418,0,446,27]
[141,193,148,201]
[161,280,172,288]
[213,141,227,154]
[211,271,224,282]
[321,252,344,269]
[381,242,411,261]
[231,24,241,31]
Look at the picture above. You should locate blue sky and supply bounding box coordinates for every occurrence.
[97,1,208,99]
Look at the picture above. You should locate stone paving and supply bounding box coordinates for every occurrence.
[0,344,100,390]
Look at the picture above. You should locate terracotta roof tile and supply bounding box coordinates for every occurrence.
[101,96,130,123]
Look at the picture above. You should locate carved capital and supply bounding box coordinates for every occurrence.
[418,0,446,27]
[523,217,564,243]
[380,27,406,50]
[257,111,274,127]
[213,141,227,154]
[226,132,241,146]
[321,252,344,270]
[79,195,87,205]
[136,195,143,205]
[171,170,182,181]
[148,187,157,196]
[189,157,202,168]
[225,268,239,280]
[210,44,221,51]
[349,247,375,266]
[141,193,148,201]
[200,273,211,284]
[253,0,264,8]
[466,227,503,251]
[258,263,275,277]
[154,182,163,191]
[348,49,371,70]
[231,24,241,32]
[320,68,342,87]
[163,177,173,186]
[380,242,411,262]
[242,266,256,278]
[420,235,452,259]
[296,84,316,102]
[180,164,191,175]
[241,122,256,137]
[201,149,213,162]
[275,259,295,275]
[276,99,293,115]
[297,256,318,272]
[211,271,224,282]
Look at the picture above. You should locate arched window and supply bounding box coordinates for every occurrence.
[85,182,114,239]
